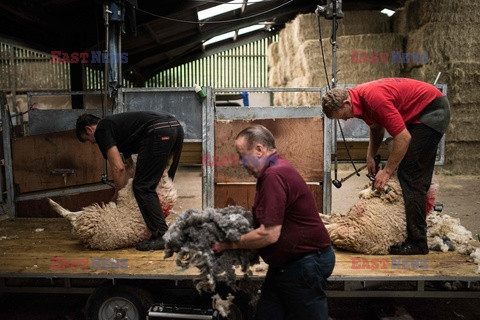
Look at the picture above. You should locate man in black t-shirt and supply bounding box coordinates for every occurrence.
[76,111,184,251]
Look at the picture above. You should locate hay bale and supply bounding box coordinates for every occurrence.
[267,42,279,68]
[406,0,480,31]
[447,103,480,142]
[391,7,408,35]
[409,62,480,105]
[287,34,404,105]
[444,142,480,174]
[285,12,391,49]
[405,23,480,67]
[270,33,404,106]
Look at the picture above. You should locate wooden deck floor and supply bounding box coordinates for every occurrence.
[0,218,479,281]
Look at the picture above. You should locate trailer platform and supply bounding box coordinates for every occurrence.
[0,218,479,298]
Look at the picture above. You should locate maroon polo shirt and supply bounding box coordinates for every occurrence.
[252,152,331,267]
[348,78,443,136]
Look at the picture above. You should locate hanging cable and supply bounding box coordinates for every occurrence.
[316,3,358,188]
[134,0,293,25]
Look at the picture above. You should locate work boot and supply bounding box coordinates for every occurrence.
[389,242,428,255]
[136,237,165,251]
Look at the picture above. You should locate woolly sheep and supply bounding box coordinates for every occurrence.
[49,172,177,250]
[322,176,477,261]
[320,177,406,255]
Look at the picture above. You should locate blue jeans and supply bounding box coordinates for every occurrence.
[254,246,335,320]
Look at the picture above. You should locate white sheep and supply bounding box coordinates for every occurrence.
[321,178,406,255]
[322,177,477,260]
[49,172,177,250]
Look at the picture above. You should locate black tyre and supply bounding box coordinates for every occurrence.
[84,284,153,320]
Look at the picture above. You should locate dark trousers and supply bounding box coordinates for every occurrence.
[133,123,184,238]
[254,247,335,320]
[397,123,443,251]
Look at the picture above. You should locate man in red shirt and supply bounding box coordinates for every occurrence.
[322,78,451,255]
[213,125,334,320]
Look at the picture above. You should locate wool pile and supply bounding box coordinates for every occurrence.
[163,205,259,293]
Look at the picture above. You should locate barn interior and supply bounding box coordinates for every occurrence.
[0,0,480,319]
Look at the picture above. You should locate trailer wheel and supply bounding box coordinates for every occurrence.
[84,284,153,320]
[222,303,243,320]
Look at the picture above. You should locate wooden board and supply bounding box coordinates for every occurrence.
[215,183,323,213]
[335,142,390,161]
[179,142,202,164]
[12,130,108,193]
[214,118,324,183]
[0,218,478,281]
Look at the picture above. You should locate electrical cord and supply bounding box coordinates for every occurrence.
[135,0,293,24]
[316,9,359,187]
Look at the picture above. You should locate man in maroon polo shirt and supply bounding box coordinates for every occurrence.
[212,125,334,320]
[322,78,451,255]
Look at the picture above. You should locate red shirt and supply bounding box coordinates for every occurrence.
[252,153,331,267]
[349,78,443,136]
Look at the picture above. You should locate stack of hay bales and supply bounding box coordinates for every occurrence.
[268,11,403,106]
[401,0,480,174]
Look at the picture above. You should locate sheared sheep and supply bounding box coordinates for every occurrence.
[48,172,177,250]
[320,177,406,255]
[322,176,479,274]
[163,205,259,293]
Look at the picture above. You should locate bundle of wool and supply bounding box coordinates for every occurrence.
[49,172,177,250]
[320,178,407,255]
[427,212,473,252]
[163,205,259,293]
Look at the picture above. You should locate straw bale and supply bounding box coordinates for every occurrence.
[391,7,408,35]
[267,42,279,68]
[405,23,480,68]
[285,12,391,49]
[446,103,480,142]
[270,34,404,106]
[444,142,480,175]
[300,34,403,86]
[406,0,480,31]
[409,62,480,105]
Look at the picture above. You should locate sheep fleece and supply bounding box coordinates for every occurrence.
[163,205,259,292]
[321,178,406,255]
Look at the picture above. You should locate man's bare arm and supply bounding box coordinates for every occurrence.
[106,146,127,200]
[374,128,411,189]
[367,124,385,174]
[212,224,282,253]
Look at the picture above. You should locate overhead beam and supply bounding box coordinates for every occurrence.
[126,0,314,69]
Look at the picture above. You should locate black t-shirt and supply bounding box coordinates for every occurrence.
[94,111,176,159]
